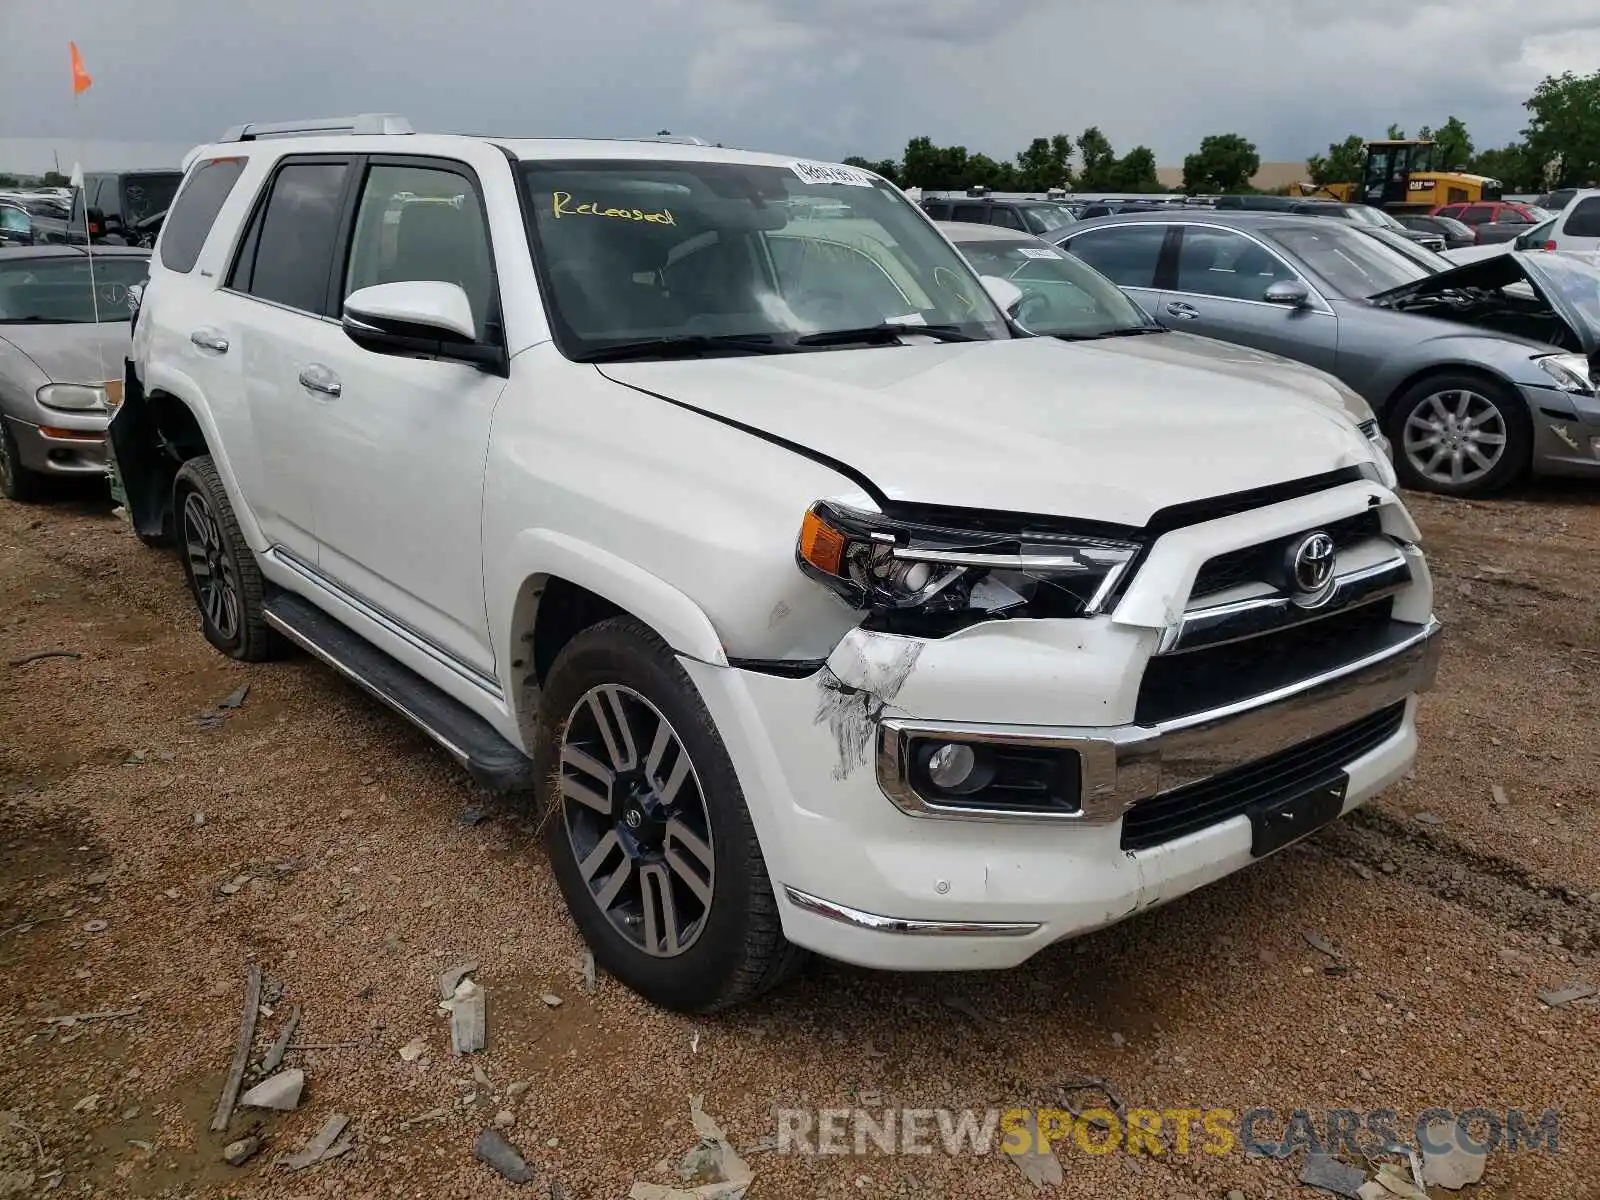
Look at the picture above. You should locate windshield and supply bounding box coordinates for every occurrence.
[0,255,147,323]
[950,237,1153,338]
[1341,205,1393,229]
[1263,223,1431,297]
[522,159,1008,358]
[1523,253,1600,336]
[121,174,182,223]
[1021,206,1074,235]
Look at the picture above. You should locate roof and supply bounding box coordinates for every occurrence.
[0,245,151,260]
[936,221,1054,245]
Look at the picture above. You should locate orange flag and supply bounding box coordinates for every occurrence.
[70,42,92,95]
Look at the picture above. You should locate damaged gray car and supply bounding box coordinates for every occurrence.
[1054,212,1600,496]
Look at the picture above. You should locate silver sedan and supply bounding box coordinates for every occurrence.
[1050,211,1600,497]
[0,245,148,501]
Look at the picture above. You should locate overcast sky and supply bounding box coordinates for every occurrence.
[3,0,1599,175]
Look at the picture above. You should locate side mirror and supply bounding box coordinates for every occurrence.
[1263,279,1312,308]
[342,281,504,371]
[979,274,1025,317]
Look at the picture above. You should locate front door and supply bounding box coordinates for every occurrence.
[297,154,510,683]
[1155,225,1339,373]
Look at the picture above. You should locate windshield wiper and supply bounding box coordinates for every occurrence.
[1052,326,1167,341]
[793,322,979,347]
[576,333,796,363]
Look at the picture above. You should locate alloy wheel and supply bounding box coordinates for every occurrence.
[1402,389,1507,487]
[559,684,716,958]
[182,490,241,641]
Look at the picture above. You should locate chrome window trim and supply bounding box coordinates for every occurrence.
[876,618,1440,825]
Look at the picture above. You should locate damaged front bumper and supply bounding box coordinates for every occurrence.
[681,479,1441,972]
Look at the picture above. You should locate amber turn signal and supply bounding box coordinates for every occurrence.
[798,508,846,576]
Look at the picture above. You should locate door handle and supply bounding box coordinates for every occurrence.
[189,329,229,353]
[1165,301,1200,320]
[298,365,342,398]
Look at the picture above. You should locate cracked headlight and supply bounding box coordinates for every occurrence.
[796,501,1140,633]
[1537,353,1595,394]
[37,383,109,412]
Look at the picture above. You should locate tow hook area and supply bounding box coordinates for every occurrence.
[812,628,922,781]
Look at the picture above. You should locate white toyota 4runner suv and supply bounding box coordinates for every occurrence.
[113,115,1440,1012]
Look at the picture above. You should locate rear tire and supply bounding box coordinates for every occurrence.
[534,617,806,1012]
[0,420,44,503]
[173,456,280,661]
[1386,372,1530,497]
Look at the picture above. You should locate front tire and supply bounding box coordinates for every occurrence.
[173,456,278,661]
[0,420,44,502]
[535,617,806,1012]
[1387,373,1530,497]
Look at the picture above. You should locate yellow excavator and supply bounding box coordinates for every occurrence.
[1289,139,1502,212]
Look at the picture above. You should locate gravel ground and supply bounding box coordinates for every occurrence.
[1,483,1597,1200]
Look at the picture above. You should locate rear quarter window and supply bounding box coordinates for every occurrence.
[159,158,248,274]
[1563,197,1600,239]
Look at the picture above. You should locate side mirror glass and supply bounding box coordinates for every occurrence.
[1263,279,1311,308]
[979,274,1025,317]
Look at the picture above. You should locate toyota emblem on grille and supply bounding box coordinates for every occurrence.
[1287,531,1337,606]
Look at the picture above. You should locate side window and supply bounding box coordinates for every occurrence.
[342,162,496,338]
[159,158,247,275]
[229,160,349,313]
[1436,206,1464,220]
[1063,225,1167,288]
[1460,206,1494,225]
[950,204,987,224]
[1561,197,1600,238]
[921,200,950,219]
[1175,228,1293,300]
[990,206,1025,231]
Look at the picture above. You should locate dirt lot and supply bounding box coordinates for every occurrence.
[1,482,1597,1200]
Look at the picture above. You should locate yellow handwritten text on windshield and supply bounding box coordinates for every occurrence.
[551,191,676,226]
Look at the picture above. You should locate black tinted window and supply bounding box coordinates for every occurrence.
[921,200,950,218]
[1063,225,1167,288]
[1564,197,1600,238]
[951,204,987,223]
[159,158,246,274]
[231,160,348,313]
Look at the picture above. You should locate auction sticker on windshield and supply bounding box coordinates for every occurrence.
[790,161,875,187]
[1017,247,1062,259]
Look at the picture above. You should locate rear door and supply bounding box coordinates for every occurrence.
[1056,222,1169,317]
[217,154,356,565]
[1154,225,1339,371]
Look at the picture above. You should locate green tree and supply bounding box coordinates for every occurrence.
[1523,69,1600,187]
[1386,124,1406,140]
[0,173,19,188]
[41,171,68,187]
[1075,127,1117,190]
[1181,132,1260,193]
[901,136,973,189]
[1109,146,1162,192]
[1015,135,1072,192]
[842,155,901,185]
[1470,144,1535,191]
[1430,116,1474,169]
[1306,134,1368,186]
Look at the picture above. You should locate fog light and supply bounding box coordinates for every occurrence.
[927,742,977,790]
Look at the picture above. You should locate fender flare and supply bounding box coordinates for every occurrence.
[139,361,266,550]
[498,528,728,668]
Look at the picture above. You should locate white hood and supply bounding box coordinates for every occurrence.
[599,336,1379,527]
